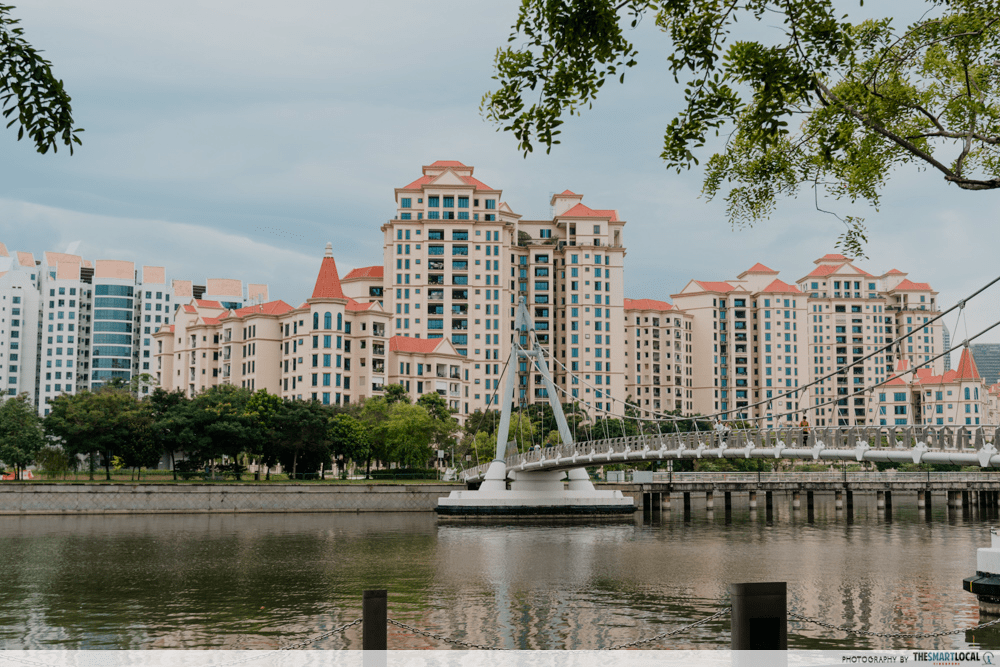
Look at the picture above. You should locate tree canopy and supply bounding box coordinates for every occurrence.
[483,0,1000,256]
[1,5,82,153]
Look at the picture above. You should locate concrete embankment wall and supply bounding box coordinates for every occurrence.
[0,483,463,515]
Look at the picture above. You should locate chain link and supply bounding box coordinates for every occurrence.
[603,607,732,650]
[789,611,1000,639]
[388,618,503,650]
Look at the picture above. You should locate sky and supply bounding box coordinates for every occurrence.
[2,1,998,350]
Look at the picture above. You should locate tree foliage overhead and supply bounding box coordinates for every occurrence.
[483,0,1000,256]
[1,5,82,154]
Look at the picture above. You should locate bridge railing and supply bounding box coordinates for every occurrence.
[649,471,1000,484]
[459,425,1000,482]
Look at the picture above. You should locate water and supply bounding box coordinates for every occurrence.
[0,492,997,651]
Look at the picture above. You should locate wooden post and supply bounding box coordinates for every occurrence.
[363,589,388,651]
[730,582,787,650]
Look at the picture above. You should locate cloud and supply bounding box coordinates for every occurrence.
[0,199,370,304]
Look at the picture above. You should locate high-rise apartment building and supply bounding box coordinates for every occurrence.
[382,162,626,417]
[971,343,1000,387]
[623,299,694,416]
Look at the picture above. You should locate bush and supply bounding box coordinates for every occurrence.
[173,459,203,480]
[217,462,247,480]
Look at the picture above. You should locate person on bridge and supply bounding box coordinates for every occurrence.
[799,418,810,447]
[714,418,730,446]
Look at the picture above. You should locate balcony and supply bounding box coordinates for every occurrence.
[372,344,385,356]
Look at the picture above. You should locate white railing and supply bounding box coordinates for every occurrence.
[460,425,1000,482]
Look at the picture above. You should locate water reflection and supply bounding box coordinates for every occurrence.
[0,491,994,650]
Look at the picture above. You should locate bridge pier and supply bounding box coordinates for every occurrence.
[706,490,714,510]
[683,492,691,520]
[749,490,757,509]
[792,491,801,510]
[806,491,814,511]
[835,490,843,510]
[963,490,971,509]
[661,492,671,512]
[876,490,885,510]
[765,491,773,522]
[724,491,732,513]
[918,490,925,508]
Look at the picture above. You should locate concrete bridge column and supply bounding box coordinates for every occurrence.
[948,490,961,508]
[846,490,853,510]
[683,492,691,519]
[661,492,671,511]
[749,491,757,509]
[885,490,892,510]
[792,491,801,510]
[917,490,925,508]
[724,491,732,512]
[876,490,885,510]
[963,490,971,509]
[806,491,814,512]
[765,491,774,522]
[706,490,715,510]
[835,490,843,510]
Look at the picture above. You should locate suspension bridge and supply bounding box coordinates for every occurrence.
[436,277,1000,517]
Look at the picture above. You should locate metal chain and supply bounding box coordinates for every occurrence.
[388,618,503,650]
[790,611,1000,639]
[603,607,732,650]
[279,618,363,650]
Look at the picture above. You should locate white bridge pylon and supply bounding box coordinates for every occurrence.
[436,297,633,516]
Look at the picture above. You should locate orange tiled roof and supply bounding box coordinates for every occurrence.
[429,160,466,167]
[195,299,223,308]
[16,251,34,267]
[955,347,981,380]
[0,242,7,257]
[183,304,196,313]
[885,269,905,275]
[401,173,495,191]
[693,281,735,293]
[346,298,377,312]
[804,264,841,278]
[558,189,578,196]
[233,300,294,318]
[559,203,619,221]
[759,279,802,294]
[743,262,778,274]
[890,279,932,291]
[818,253,849,262]
[624,298,673,312]
[312,254,346,299]
[389,336,446,354]
[343,266,384,281]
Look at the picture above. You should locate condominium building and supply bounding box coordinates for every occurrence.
[623,298,694,416]
[0,245,40,399]
[971,343,1000,386]
[382,162,626,416]
[796,256,942,427]
[671,263,810,425]
[871,348,999,426]
[154,244,471,416]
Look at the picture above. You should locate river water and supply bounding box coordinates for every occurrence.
[0,492,997,651]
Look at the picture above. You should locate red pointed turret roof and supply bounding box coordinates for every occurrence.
[312,243,346,299]
[624,298,674,312]
[955,348,982,380]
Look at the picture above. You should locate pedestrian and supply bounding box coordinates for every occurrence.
[799,417,810,446]
[714,418,729,446]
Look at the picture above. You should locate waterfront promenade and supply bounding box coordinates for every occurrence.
[2,472,1000,514]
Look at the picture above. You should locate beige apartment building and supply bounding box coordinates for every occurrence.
[796,254,943,427]
[154,244,471,418]
[871,348,999,427]
[671,263,810,425]
[623,298,694,417]
[381,161,626,417]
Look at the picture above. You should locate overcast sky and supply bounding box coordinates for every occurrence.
[2,1,998,349]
